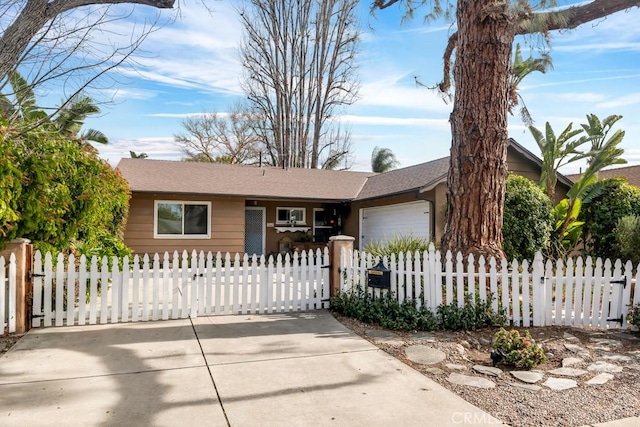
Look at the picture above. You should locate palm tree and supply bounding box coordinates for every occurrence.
[371,146,399,173]
[0,70,106,145]
[509,44,553,126]
[528,122,588,199]
[130,151,148,159]
[580,114,625,170]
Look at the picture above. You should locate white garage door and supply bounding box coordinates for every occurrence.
[360,201,430,248]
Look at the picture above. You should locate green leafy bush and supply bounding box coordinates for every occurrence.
[436,294,506,331]
[627,303,640,330]
[363,234,433,259]
[330,286,437,331]
[581,178,640,260]
[493,328,547,369]
[503,174,553,261]
[613,215,640,265]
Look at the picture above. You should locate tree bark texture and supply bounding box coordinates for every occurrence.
[0,0,175,82]
[440,0,514,259]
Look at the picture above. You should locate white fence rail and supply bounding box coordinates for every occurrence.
[340,245,640,329]
[32,249,330,328]
[1,254,17,333]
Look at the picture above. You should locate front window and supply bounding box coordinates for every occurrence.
[155,201,211,238]
[276,207,306,225]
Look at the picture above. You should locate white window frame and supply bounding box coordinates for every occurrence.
[154,200,211,239]
[276,207,306,225]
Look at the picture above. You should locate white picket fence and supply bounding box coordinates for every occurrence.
[1,254,17,333]
[340,245,640,329]
[31,248,330,328]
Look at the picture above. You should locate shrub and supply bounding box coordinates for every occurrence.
[493,328,547,369]
[436,294,506,331]
[503,174,553,261]
[581,178,640,260]
[363,234,432,260]
[330,286,437,331]
[614,215,640,265]
[627,303,640,330]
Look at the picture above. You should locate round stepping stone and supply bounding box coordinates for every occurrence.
[587,361,623,373]
[548,367,589,377]
[562,357,583,367]
[445,363,467,371]
[563,332,580,342]
[405,345,446,365]
[410,331,436,343]
[446,373,496,389]
[590,338,622,347]
[472,365,503,377]
[564,343,586,353]
[543,377,578,391]
[425,367,446,375]
[508,382,541,393]
[586,373,614,385]
[602,354,632,362]
[510,371,543,384]
[365,330,403,346]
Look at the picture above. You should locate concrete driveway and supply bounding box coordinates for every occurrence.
[0,310,505,426]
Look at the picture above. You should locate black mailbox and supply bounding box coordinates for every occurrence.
[367,260,391,289]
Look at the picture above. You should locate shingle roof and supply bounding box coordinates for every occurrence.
[567,165,640,188]
[116,159,374,201]
[355,157,449,200]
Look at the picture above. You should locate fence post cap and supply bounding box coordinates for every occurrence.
[329,235,355,242]
[10,238,31,244]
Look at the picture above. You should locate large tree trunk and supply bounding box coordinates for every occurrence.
[440,0,514,259]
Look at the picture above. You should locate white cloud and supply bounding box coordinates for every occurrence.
[341,114,449,127]
[101,88,158,101]
[357,77,452,112]
[596,93,640,109]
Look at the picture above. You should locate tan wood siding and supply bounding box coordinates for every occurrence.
[124,193,245,255]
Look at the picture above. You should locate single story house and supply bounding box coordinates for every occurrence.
[117,138,573,256]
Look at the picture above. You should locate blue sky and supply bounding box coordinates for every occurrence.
[76,1,640,174]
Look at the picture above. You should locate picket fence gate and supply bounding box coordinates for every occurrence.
[31,248,330,328]
[1,254,17,333]
[339,245,640,329]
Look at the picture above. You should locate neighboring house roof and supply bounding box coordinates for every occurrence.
[356,157,449,201]
[117,159,374,201]
[567,164,640,188]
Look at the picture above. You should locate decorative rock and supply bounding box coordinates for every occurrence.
[564,343,586,353]
[425,367,446,375]
[411,332,436,343]
[454,343,466,356]
[587,361,623,373]
[478,337,492,346]
[446,373,496,389]
[563,332,580,342]
[590,338,622,347]
[508,382,541,393]
[365,330,403,346]
[548,367,588,377]
[562,357,583,367]
[472,365,502,377]
[459,340,472,349]
[510,371,544,384]
[445,363,467,371]
[601,354,632,362]
[405,345,446,365]
[542,377,578,391]
[586,373,614,385]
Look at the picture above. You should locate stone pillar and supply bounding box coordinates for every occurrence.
[328,235,354,297]
[0,239,32,334]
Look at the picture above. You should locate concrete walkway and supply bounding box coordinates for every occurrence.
[0,310,505,426]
